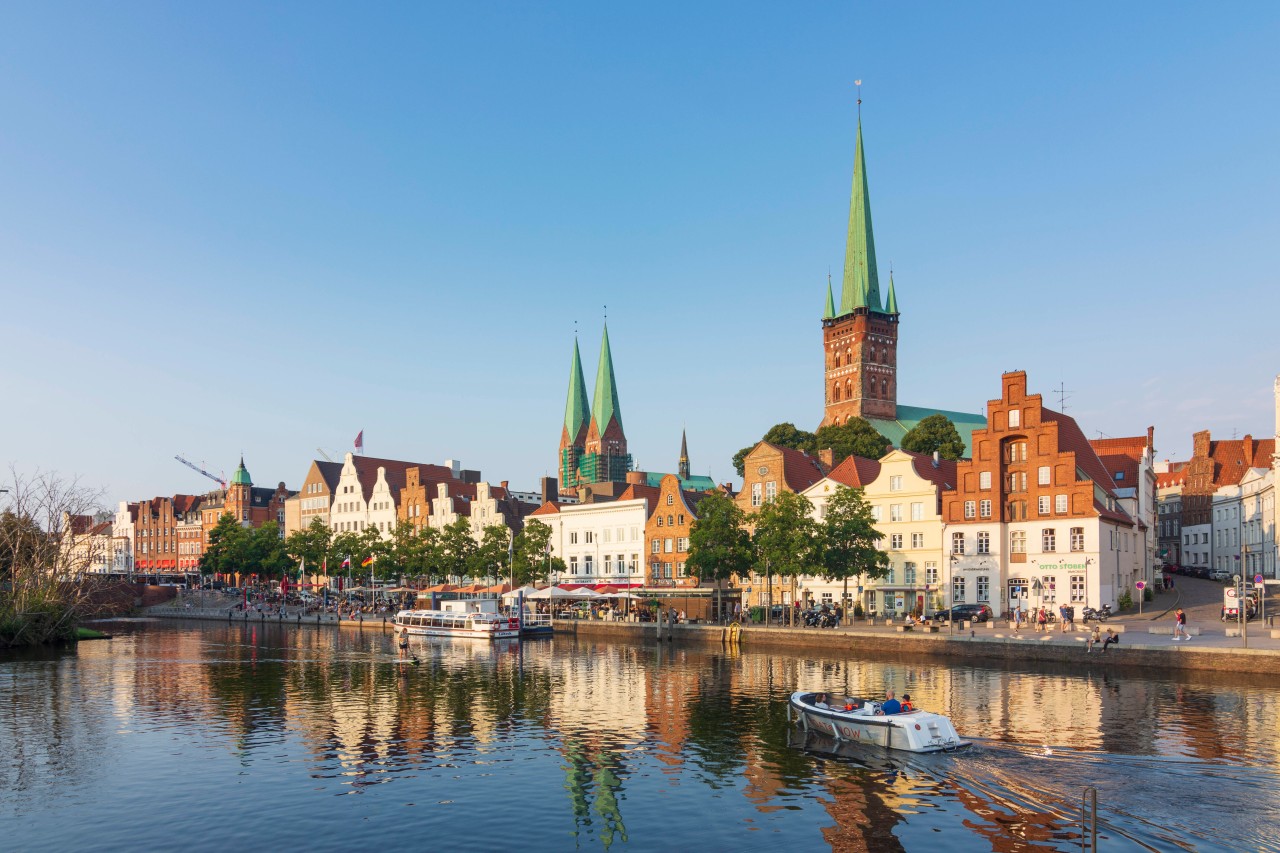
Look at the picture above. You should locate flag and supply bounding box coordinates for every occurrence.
[362,555,375,568]
[341,557,351,569]
[298,558,305,587]
[354,430,364,453]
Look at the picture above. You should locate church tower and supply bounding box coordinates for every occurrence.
[558,339,590,495]
[678,429,691,481]
[580,323,631,484]
[820,118,900,427]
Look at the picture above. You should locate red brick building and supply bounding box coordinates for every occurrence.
[644,474,711,587]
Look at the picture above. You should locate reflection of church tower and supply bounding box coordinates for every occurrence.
[821,117,901,428]
[678,430,690,481]
[226,457,253,524]
[559,339,590,495]
[578,324,631,485]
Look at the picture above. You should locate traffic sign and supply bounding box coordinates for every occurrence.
[1135,581,1146,590]
[1255,574,1264,585]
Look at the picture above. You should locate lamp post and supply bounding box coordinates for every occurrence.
[948,554,958,638]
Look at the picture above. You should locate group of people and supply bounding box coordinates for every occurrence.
[1086,625,1121,653]
[812,689,914,715]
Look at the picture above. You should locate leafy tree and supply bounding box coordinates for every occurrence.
[414,524,449,583]
[512,520,563,587]
[441,517,476,581]
[813,418,891,466]
[330,530,363,580]
[818,486,890,610]
[685,494,752,585]
[468,525,510,583]
[248,521,292,579]
[901,414,967,461]
[733,423,817,476]
[199,513,249,577]
[285,518,331,574]
[751,491,819,624]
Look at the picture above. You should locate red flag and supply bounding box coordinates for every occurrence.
[354,430,364,452]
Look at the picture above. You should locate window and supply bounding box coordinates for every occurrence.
[977,531,990,554]
[979,471,992,490]
[664,538,673,553]
[1056,494,1068,514]
[677,537,689,551]
[886,567,896,584]
[911,532,924,549]
[604,555,612,573]
[1042,575,1057,603]
[751,483,762,507]
[904,563,916,585]
[630,555,639,574]
[979,499,992,518]
[1007,501,1026,521]
[890,534,903,549]
[651,539,660,554]
[1008,471,1027,492]
[952,532,965,554]
[890,504,903,522]
[666,515,673,526]
[910,502,923,521]
[765,481,777,502]
[569,556,579,575]
[1038,496,1051,515]
[657,515,664,528]
[977,575,990,602]
[569,531,578,545]
[1071,527,1084,551]
[953,576,966,603]
[870,505,882,522]
[1009,409,1021,428]
[964,501,976,519]
[1006,441,1027,462]
[890,475,903,492]
[666,494,674,505]
[1114,470,1125,481]
[1038,466,1051,486]
[586,531,594,544]
[678,514,685,525]
[1010,530,1026,554]
[925,562,938,585]
[1070,575,1085,602]
[677,562,687,577]
[604,528,612,543]
[1042,528,1056,552]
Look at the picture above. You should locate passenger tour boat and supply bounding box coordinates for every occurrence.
[788,691,969,753]
[393,599,520,640]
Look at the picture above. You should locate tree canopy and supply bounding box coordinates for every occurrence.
[733,419,890,476]
[512,520,563,587]
[684,494,753,585]
[901,414,967,461]
[750,491,820,581]
[818,486,889,582]
[733,423,816,476]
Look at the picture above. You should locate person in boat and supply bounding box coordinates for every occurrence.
[879,690,902,715]
[900,694,913,712]
[813,692,830,709]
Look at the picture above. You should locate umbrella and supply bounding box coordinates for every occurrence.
[566,587,602,599]
[526,585,579,600]
[501,585,540,602]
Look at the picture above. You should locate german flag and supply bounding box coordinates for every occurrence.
[361,555,375,568]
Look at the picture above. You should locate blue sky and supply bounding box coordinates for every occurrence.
[2,2,1277,503]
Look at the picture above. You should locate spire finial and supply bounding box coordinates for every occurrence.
[855,79,862,119]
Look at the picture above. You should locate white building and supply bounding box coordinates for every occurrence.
[111,500,137,575]
[526,496,648,588]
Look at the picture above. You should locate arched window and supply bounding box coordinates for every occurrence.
[845,379,852,399]
[870,346,877,363]
[882,348,889,364]
[845,346,852,365]
[833,350,841,368]
[832,382,841,402]
[881,379,888,397]
[867,378,876,398]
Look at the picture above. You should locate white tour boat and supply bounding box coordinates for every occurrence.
[788,691,969,753]
[393,598,520,640]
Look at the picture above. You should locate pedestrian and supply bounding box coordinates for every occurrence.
[1087,624,1101,652]
[1014,608,1023,633]
[1058,604,1069,633]
[1036,608,1047,633]
[1173,608,1190,641]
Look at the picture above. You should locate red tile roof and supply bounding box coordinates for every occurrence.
[764,443,827,493]
[618,484,662,507]
[1041,408,1134,525]
[826,455,881,488]
[903,450,958,490]
[528,501,562,517]
[1207,436,1275,488]
[1156,470,1186,488]
[1089,436,1149,490]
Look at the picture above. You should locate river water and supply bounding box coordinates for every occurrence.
[2,619,1279,852]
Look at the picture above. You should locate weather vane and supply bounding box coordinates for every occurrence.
[855,79,862,117]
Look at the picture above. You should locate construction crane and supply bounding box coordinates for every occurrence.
[316,448,337,462]
[175,455,227,488]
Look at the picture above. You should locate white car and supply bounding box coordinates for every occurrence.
[1209,569,1231,582]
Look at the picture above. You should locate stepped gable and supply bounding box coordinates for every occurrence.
[351,455,452,502]
[768,443,827,493]
[826,454,881,488]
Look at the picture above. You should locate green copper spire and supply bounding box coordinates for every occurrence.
[823,275,836,319]
[839,118,882,314]
[885,271,898,314]
[230,456,252,486]
[563,339,590,438]
[591,323,623,434]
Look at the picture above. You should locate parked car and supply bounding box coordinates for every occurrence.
[1210,569,1232,582]
[933,604,993,623]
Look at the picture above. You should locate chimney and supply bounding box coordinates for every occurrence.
[817,448,834,468]
[540,476,558,504]
[500,480,509,491]
[1243,434,1254,463]
[932,450,940,468]
[1146,425,1155,450]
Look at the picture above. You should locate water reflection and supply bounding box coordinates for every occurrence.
[3,622,1280,851]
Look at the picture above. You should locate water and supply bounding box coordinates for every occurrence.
[3,619,1279,852]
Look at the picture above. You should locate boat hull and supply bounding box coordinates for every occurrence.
[393,610,520,641]
[789,692,969,754]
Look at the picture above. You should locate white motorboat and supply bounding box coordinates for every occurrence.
[788,691,969,753]
[393,598,519,640]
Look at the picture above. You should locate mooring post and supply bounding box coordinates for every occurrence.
[1081,786,1097,851]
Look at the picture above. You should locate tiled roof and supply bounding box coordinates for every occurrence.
[765,443,827,493]
[350,456,451,502]
[1208,437,1275,488]
[67,514,95,535]
[529,501,562,517]
[1156,470,1186,488]
[1041,408,1134,526]
[1089,436,1149,490]
[314,460,344,491]
[617,484,662,507]
[172,494,202,515]
[867,404,988,457]
[903,450,958,490]
[826,455,881,488]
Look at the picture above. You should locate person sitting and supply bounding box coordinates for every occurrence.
[900,694,914,712]
[1101,629,1120,653]
[813,692,830,709]
[879,690,902,715]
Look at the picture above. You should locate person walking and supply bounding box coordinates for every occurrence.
[1059,604,1070,633]
[1173,608,1190,641]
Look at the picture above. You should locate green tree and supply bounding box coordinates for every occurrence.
[330,530,363,581]
[901,414,967,461]
[511,519,563,587]
[199,513,249,577]
[685,494,753,620]
[285,518,331,574]
[414,524,449,583]
[751,491,819,624]
[441,517,476,581]
[733,423,817,477]
[818,486,890,612]
[248,521,292,579]
[468,525,511,583]
[813,418,891,466]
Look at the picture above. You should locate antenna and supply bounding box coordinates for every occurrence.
[1054,380,1073,412]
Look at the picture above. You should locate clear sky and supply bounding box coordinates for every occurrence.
[2,2,1278,505]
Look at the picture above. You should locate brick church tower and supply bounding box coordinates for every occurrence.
[820,118,900,428]
[581,323,630,483]
[558,338,590,495]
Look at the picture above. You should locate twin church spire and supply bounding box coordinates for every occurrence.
[559,324,630,495]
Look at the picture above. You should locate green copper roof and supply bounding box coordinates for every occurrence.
[839,119,883,315]
[230,456,252,486]
[885,272,899,314]
[563,339,590,437]
[867,404,988,457]
[591,324,623,434]
[823,276,836,319]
